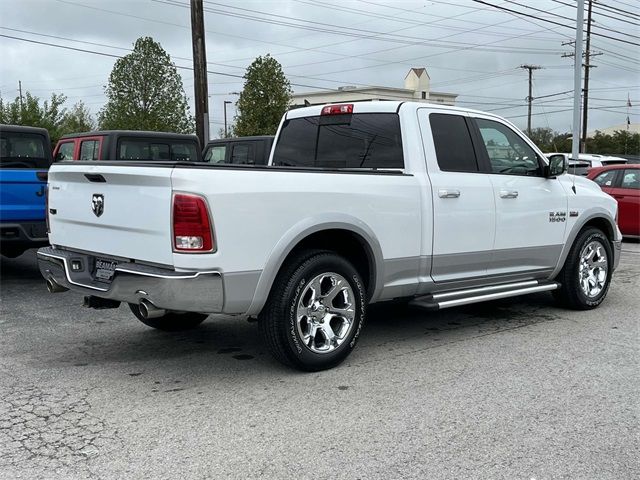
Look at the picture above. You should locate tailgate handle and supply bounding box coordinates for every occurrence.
[85,174,106,183]
[36,171,48,181]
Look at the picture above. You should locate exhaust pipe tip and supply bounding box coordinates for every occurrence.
[46,278,68,293]
[139,299,166,319]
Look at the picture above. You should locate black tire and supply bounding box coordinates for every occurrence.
[554,227,613,310]
[128,303,208,331]
[259,249,367,371]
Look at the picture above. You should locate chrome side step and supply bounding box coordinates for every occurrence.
[408,280,560,311]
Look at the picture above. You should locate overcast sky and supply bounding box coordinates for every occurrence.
[0,0,638,137]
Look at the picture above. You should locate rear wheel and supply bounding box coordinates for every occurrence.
[128,303,208,331]
[554,227,613,310]
[259,250,366,371]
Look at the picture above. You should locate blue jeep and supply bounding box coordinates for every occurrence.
[0,125,52,258]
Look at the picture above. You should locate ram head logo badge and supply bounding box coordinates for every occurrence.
[91,194,104,217]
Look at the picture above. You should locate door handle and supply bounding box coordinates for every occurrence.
[438,189,461,198]
[499,190,519,199]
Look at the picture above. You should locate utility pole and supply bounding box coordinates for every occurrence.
[572,0,585,163]
[18,80,23,112]
[223,100,232,138]
[190,0,209,146]
[520,65,542,137]
[580,0,601,153]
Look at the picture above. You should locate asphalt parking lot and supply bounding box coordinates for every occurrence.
[1,244,638,479]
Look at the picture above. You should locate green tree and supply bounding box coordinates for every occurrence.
[234,55,292,136]
[0,92,68,145]
[527,127,556,151]
[588,130,640,155]
[98,36,193,133]
[552,132,572,153]
[60,101,95,134]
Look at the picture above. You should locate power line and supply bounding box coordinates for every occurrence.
[349,0,566,39]
[471,0,640,47]
[610,0,640,13]
[596,2,640,19]
[551,0,639,27]
[0,32,519,105]
[156,0,565,54]
[503,0,640,40]
[282,0,565,73]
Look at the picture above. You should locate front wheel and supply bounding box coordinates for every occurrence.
[554,227,613,310]
[128,304,208,331]
[259,250,367,371]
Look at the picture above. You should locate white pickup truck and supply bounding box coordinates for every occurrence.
[38,101,622,371]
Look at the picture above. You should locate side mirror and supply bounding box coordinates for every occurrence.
[546,154,567,177]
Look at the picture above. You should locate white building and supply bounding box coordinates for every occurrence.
[588,123,640,136]
[291,68,458,108]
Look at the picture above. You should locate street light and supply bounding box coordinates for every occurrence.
[223,101,233,138]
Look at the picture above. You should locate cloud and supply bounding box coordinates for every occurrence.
[1,0,638,136]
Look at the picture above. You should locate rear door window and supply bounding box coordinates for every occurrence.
[230,143,255,164]
[621,170,640,189]
[429,113,478,172]
[272,113,404,169]
[204,145,227,163]
[79,140,100,161]
[0,132,50,169]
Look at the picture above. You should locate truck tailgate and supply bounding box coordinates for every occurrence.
[47,164,175,266]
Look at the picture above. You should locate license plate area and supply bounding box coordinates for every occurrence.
[94,258,117,282]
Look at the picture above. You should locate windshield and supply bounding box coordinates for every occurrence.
[0,131,51,169]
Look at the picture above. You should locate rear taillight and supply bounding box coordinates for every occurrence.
[321,104,353,115]
[172,193,214,252]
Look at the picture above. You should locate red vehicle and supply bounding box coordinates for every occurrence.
[587,164,640,237]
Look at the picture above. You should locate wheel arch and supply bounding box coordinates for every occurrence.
[550,209,619,279]
[246,216,384,316]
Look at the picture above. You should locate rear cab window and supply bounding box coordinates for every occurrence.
[272,113,404,169]
[1,131,51,169]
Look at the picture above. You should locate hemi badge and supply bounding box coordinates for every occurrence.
[570,211,579,217]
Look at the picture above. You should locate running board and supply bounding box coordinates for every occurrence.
[408,280,560,311]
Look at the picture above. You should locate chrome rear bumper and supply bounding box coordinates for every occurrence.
[37,247,223,313]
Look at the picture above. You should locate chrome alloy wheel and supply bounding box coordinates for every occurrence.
[578,240,608,298]
[296,272,356,354]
